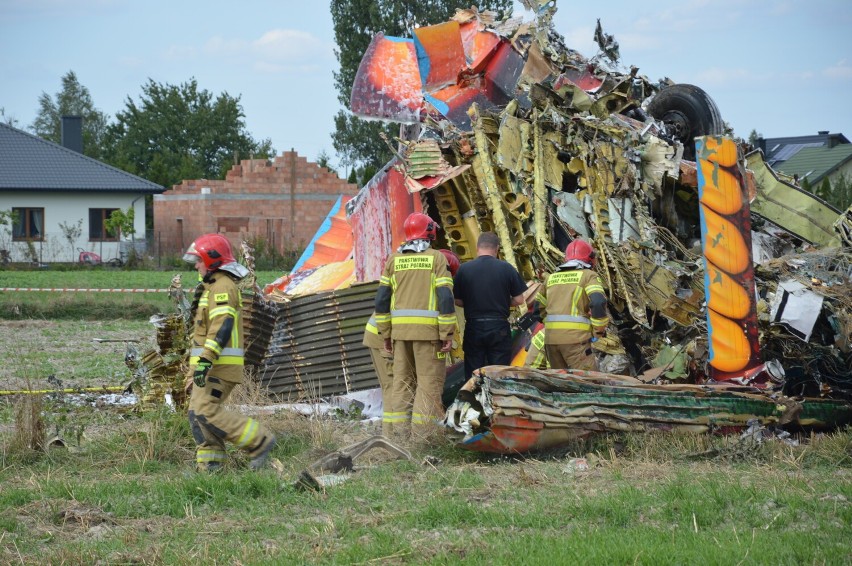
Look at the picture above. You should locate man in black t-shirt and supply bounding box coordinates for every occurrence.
[453,232,527,378]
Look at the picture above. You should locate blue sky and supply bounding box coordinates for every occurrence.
[1,0,850,178]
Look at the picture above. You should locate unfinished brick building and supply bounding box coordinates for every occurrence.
[153,151,358,258]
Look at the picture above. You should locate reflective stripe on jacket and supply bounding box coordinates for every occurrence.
[362,313,385,349]
[189,272,245,382]
[375,248,456,341]
[535,268,608,345]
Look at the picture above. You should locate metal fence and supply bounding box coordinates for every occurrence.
[0,229,300,270]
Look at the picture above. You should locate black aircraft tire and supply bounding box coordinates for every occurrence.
[647,83,724,160]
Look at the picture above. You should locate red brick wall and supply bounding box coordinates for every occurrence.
[153,151,358,256]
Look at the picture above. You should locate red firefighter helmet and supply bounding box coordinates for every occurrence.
[439,249,460,277]
[564,239,595,264]
[183,233,235,271]
[403,212,439,241]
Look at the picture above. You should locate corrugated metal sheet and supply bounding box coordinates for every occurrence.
[242,292,281,367]
[258,282,380,398]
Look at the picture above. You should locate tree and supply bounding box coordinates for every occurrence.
[1,107,20,128]
[103,78,274,189]
[814,172,852,211]
[106,208,135,240]
[30,71,110,160]
[330,0,513,183]
[747,129,763,147]
[58,219,83,262]
[316,149,338,176]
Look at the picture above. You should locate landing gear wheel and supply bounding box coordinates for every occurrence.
[647,83,724,161]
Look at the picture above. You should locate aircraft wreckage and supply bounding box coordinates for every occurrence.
[132,2,852,454]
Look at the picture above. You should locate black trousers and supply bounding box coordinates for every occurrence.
[462,319,512,378]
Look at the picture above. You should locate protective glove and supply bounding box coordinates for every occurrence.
[193,358,212,388]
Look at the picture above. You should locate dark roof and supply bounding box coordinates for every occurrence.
[0,122,164,193]
[775,144,852,185]
[760,132,850,167]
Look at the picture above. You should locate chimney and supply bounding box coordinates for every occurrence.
[61,115,83,153]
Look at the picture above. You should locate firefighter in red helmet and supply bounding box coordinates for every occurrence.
[183,234,275,471]
[533,239,609,371]
[374,212,457,444]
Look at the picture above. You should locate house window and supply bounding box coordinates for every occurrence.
[89,208,119,241]
[11,208,44,241]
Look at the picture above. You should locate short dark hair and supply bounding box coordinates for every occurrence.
[477,231,499,249]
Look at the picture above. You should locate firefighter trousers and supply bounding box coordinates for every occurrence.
[369,346,394,437]
[388,339,446,444]
[545,343,599,371]
[188,375,274,471]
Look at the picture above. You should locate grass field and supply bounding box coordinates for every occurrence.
[0,269,285,320]
[1,271,850,564]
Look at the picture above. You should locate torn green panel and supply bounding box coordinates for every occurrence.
[746,150,841,248]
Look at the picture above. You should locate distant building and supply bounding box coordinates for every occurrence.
[773,144,852,189]
[756,131,849,170]
[153,151,358,258]
[0,118,164,263]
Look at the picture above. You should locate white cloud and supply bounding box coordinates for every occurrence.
[253,29,330,61]
[560,27,597,58]
[197,28,333,69]
[617,33,664,52]
[203,36,249,56]
[156,27,334,75]
[823,60,852,80]
[161,44,198,60]
[769,1,795,16]
[252,61,323,75]
[691,67,753,86]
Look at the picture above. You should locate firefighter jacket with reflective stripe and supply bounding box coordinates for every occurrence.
[375,248,457,341]
[362,313,384,349]
[189,271,245,383]
[535,268,608,345]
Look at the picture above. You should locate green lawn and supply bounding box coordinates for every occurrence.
[0,269,285,320]
[1,273,850,564]
[1,405,849,565]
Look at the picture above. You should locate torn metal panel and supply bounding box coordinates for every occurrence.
[442,366,852,454]
[347,161,416,283]
[413,21,466,92]
[769,280,825,342]
[350,34,422,123]
[552,191,591,239]
[834,203,852,247]
[745,150,842,248]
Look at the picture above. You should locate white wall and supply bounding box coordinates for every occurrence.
[828,160,852,186]
[0,191,148,263]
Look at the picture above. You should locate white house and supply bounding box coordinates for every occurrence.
[0,118,164,263]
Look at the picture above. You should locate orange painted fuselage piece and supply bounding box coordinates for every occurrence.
[696,136,763,382]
